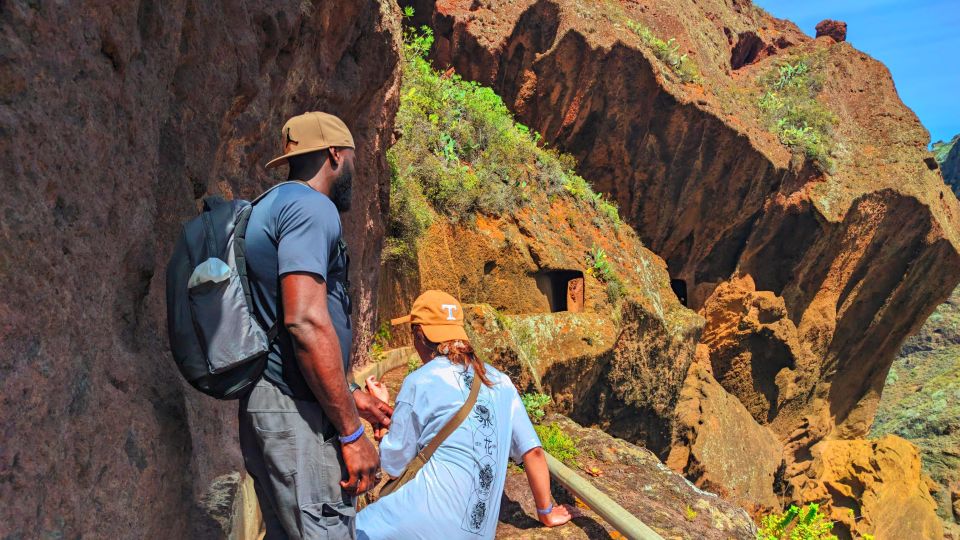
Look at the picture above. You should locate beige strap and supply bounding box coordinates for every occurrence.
[419,370,482,462]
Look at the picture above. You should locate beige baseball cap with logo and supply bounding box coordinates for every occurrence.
[391,290,470,343]
[266,111,355,169]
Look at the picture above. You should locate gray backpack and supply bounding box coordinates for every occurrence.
[165,182,302,399]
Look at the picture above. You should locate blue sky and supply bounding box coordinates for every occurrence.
[753,0,960,145]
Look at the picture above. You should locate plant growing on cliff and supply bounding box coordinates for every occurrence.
[757,503,837,540]
[625,19,701,84]
[756,55,837,171]
[535,422,579,464]
[587,247,625,304]
[385,24,623,264]
[521,392,551,424]
[369,321,393,362]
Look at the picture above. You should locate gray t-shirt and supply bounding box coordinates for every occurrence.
[245,182,352,401]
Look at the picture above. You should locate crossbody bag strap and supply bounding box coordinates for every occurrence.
[418,370,482,462]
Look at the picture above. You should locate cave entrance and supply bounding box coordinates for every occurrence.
[671,279,688,307]
[535,270,585,313]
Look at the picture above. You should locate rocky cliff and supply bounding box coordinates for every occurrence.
[0,1,400,537]
[406,0,960,447]
[397,0,959,536]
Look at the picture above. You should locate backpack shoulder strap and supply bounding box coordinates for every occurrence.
[418,370,482,462]
[250,180,308,206]
[234,180,310,343]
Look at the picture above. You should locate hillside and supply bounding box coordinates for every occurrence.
[934,134,960,196]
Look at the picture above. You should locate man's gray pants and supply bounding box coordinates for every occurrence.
[239,377,356,539]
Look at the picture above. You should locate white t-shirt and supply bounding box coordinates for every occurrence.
[356,356,541,539]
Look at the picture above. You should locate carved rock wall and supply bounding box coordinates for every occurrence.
[0,1,400,537]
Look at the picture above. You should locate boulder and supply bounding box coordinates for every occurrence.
[815,19,848,42]
[789,435,944,539]
[667,351,784,514]
[0,1,400,537]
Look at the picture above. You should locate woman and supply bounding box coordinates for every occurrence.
[356,290,571,539]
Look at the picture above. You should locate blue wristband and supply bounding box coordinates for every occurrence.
[339,424,365,444]
[537,503,554,516]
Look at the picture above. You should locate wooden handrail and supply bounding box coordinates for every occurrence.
[351,347,664,540]
[545,453,664,540]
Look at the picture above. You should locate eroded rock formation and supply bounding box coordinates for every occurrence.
[0,1,400,537]
[378,190,703,456]
[667,347,784,515]
[788,435,944,539]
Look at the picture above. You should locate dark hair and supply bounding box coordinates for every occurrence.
[416,327,493,387]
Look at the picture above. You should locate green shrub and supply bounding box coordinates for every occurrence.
[587,247,625,304]
[757,504,836,540]
[369,321,393,362]
[521,392,551,424]
[406,353,421,375]
[625,20,701,84]
[535,422,579,464]
[589,247,612,277]
[756,55,837,171]
[384,24,622,261]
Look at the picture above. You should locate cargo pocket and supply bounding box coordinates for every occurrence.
[255,427,298,479]
[301,501,356,539]
[188,268,268,374]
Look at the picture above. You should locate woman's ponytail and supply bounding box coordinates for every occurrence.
[436,339,493,387]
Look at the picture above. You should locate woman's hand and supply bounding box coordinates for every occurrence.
[365,375,390,403]
[538,504,572,527]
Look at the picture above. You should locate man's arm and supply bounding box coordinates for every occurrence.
[281,271,379,495]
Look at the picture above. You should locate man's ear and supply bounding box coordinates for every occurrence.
[328,147,342,168]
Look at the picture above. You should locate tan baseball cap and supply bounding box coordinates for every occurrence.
[265,111,355,169]
[391,290,469,344]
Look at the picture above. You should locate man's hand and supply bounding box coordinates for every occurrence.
[353,388,393,440]
[339,434,381,495]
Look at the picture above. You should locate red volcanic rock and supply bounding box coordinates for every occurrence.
[410,0,960,450]
[815,19,848,42]
[0,1,400,537]
[667,350,784,514]
[790,435,943,539]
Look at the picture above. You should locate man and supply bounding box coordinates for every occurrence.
[239,111,392,539]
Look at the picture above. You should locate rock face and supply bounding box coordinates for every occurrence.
[789,435,944,540]
[497,414,758,539]
[407,0,960,460]
[873,287,960,536]
[815,19,847,42]
[667,350,784,514]
[0,1,400,537]
[379,190,703,456]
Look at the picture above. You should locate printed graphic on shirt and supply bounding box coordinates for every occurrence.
[460,369,498,535]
